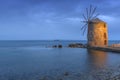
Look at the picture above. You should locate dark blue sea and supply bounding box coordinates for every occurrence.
[0,40,120,80]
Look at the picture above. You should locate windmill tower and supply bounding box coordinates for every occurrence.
[81,5,108,47]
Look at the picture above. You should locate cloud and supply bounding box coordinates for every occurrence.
[99,15,115,22]
[0,0,120,40]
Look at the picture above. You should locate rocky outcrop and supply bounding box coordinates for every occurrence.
[52,45,62,48]
[68,43,87,48]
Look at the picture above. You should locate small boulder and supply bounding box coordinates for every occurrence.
[53,45,57,48]
[58,45,62,48]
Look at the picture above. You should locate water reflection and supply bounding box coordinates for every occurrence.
[87,49,107,69]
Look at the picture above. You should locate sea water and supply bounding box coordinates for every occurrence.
[0,40,120,80]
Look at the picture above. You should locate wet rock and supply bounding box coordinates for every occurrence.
[39,76,54,80]
[68,43,86,48]
[58,45,62,48]
[52,45,62,48]
[39,76,47,80]
[58,78,63,80]
[64,72,69,76]
[53,45,57,48]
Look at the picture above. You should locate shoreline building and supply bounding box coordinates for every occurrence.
[87,18,108,47]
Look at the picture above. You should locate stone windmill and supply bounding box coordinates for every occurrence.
[81,5,108,47]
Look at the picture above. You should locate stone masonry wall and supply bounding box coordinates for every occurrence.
[87,22,108,47]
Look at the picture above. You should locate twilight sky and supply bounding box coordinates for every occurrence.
[0,0,120,40]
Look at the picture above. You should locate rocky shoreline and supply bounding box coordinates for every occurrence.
[52,43,120,53]
[39,65,120,80]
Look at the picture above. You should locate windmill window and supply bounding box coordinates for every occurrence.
[104,40,107,45]
[95,42,97,45]
[104,24,106,28]
[104,33,107,39]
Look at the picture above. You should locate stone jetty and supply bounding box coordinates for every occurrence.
[51,43,120,53]
[89,43,120,53]
[88,46,120,53]
[68,43,120,53]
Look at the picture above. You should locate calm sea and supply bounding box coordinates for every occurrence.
[0,40,120,80]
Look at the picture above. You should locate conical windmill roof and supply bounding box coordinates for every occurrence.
[90,18,105,23]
